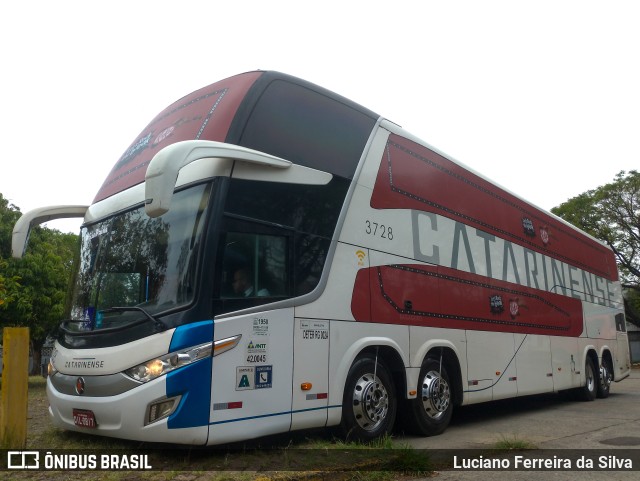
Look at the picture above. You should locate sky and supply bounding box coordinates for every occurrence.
[2,1,639,234]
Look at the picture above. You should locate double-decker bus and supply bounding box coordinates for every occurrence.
[13,71,631,445]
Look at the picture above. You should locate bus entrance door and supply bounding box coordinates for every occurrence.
[208,308,294,445]
[291,318,330,431]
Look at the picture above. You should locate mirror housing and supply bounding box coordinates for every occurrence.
[12,205,88,258]
[144,140,291,218]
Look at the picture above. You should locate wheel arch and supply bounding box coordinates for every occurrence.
[329,336,409,427]
[338,343,404,441]
[600,347,615,381]
[585,347,599,372]
[358,344,407,404]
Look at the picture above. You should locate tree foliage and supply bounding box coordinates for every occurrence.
[0,195,22,308]
[0,193,79,371]
[551,170,639,287]
[551,171,640,324]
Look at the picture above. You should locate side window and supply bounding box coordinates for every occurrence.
[295,234,330,297]
[220,232,289,300]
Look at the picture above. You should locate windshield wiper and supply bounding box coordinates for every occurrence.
[100,306,168,332]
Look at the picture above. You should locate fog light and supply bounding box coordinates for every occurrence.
[146,396,180,425]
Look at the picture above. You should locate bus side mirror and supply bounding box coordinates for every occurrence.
[12,205,88,258]
[144,140,291,218]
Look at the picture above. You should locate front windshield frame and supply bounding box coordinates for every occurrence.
[66,182,214,334]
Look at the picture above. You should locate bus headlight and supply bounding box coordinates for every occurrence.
[124,334,242,383]
[124,341,213,383]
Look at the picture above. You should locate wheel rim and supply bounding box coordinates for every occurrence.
[352,373,389,431]
[586,362,595,392]
[601,363,612,390]
[421,370,451,420]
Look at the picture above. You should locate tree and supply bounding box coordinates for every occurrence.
[0,194,22,258]
[551,170,640,324]
[0,193,78,373]
[0,194,22,312]
[0,259,20,309]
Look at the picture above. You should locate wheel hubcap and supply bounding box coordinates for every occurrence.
[421,370,450,420]
[352,373,389,431]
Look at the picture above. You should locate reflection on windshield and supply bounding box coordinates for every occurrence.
[69,183,212,330]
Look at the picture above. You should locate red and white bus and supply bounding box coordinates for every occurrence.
[13,71,631,445]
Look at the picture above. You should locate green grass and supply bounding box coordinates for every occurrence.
[292,434,433,480]
[493,435,537,450]
[1,377,434,480]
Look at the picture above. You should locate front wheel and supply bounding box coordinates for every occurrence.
[340,355,397,443]
[404,358,453,436]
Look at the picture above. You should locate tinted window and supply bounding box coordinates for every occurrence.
[295,234,331,297]
[213,218,293,314]
[223,177,347,302]
[225,177,349,238]
[239,80,377,179]
[214,173,346,314]
[220,232,289,299]
[213,222,331,314]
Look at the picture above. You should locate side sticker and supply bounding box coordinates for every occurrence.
[246,339,269,364]
[252,317,269,336]
[300,320,329,341]
[255,365,273,389]
[236,365,273,391]
[236,366,255,391]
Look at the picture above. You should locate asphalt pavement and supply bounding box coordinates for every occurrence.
[399,368,640,480]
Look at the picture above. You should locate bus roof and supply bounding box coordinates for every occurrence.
[94,71,379,203]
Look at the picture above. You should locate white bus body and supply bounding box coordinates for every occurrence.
[14,71,630,445]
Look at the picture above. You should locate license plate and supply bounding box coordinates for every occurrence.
[73,409,97,428]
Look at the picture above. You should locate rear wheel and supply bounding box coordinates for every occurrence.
[340,355,396,442]
[404,358,453,436]
[579,357,597,401]
[597,356,613,399]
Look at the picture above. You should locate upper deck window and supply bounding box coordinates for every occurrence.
[238,80,377,179]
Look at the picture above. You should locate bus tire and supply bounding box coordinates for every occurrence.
[404,357,453,436]
[580,357,597,401]
[340,354,396,443]
[597,356,613,399]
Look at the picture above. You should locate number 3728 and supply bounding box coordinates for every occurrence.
[365,220,393,240]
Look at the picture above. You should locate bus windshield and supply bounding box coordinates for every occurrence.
[68,183,212,331]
